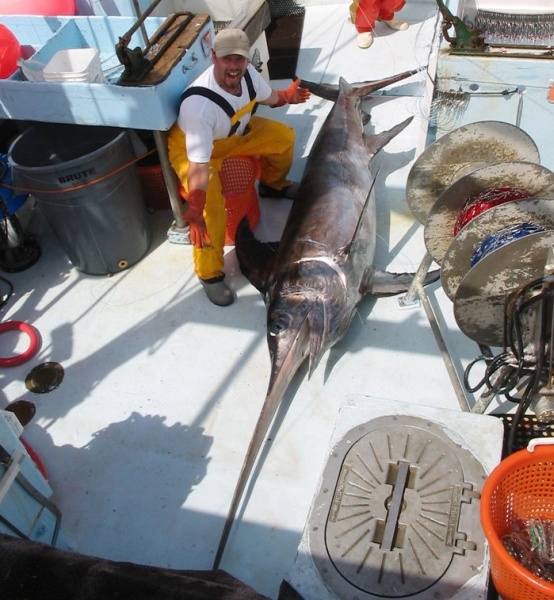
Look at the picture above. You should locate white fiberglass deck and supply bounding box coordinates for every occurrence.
[0,1,508,598]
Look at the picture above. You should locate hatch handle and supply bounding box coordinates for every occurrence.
[381,461,410,551]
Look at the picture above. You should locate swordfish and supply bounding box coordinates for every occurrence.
[213,70,439,568]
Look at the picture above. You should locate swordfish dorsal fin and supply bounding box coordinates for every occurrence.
[344,116,414,260]
[364,115,414,158]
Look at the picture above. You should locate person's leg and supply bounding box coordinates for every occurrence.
[349,0,379,48]
[168,125,232,306]
[192,170,226,281]
[230,116,296,194]
[378,0,408,30]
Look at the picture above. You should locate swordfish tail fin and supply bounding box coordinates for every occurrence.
[295,67,426,102]
[352,67,425,99]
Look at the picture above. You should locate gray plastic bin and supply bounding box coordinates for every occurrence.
[9,124,152,275]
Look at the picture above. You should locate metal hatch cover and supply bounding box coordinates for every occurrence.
[308,415,487,599]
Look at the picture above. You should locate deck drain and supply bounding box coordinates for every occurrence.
[308,415,487,599]
[25,362,64,393]
[4,399,36,426]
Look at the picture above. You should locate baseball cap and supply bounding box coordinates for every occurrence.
[213,28,250,58]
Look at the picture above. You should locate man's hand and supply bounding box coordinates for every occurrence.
[273,79,311,107]
[185,189,211,248]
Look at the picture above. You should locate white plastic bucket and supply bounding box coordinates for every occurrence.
[43,48,105,83]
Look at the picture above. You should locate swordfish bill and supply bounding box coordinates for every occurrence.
[213,71,439,569]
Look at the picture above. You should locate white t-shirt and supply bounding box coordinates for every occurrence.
[177,64,272,163]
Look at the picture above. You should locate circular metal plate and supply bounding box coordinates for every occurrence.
[441,198,554,300]
[454,231,554,346]
[308,415,487,599]
[25,362,64,393]
[424,162,554,264]
[406,122,540,224]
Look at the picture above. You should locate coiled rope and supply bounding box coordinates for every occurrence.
[453,185,532,236]
[470,222,546,267]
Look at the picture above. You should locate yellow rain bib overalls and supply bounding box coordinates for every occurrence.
[168,70,296,280]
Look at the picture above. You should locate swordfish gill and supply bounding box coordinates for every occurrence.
[213,70,440,568]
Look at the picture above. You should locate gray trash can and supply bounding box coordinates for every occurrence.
[8,123,152,275]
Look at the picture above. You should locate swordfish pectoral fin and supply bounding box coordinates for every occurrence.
[363,267,441,297]
[234,217,279,297]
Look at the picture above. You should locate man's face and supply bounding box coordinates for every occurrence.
[212,52,248,94]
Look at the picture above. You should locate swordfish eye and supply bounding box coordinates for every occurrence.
[268,314,291,337]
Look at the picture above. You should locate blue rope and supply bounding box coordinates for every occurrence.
[471,222,546,267]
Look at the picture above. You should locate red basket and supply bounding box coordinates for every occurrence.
[480,439,554,600]
[138,163,171,211]
[220,155,261,245]
[179,155,261,245]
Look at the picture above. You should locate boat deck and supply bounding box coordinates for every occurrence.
[0,1,513,598]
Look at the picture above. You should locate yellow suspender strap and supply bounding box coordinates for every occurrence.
[230,98,258,126]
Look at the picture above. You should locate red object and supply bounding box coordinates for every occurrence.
[0,24,20,78]
[480,442,554,600]
[219,156,261,245]
[454,186,532,235]
[20,438,49,481]
[138,164,171,211]
[0,321,40,367]
[179,155,261,245]
[0,0,75,15]
[351,0,406,32]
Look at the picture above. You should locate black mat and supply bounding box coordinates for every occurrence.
[266,0,306,80]
[496,413,554,457]
[0,534,306,600]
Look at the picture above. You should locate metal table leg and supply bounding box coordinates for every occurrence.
[153,130,190,243]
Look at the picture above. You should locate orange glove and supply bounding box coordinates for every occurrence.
[272,79,311,108]
[185,189,211,248]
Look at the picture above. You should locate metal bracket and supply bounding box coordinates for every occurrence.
[435,0,486,52]
[399,251,473,412]
[115,0,210,85]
